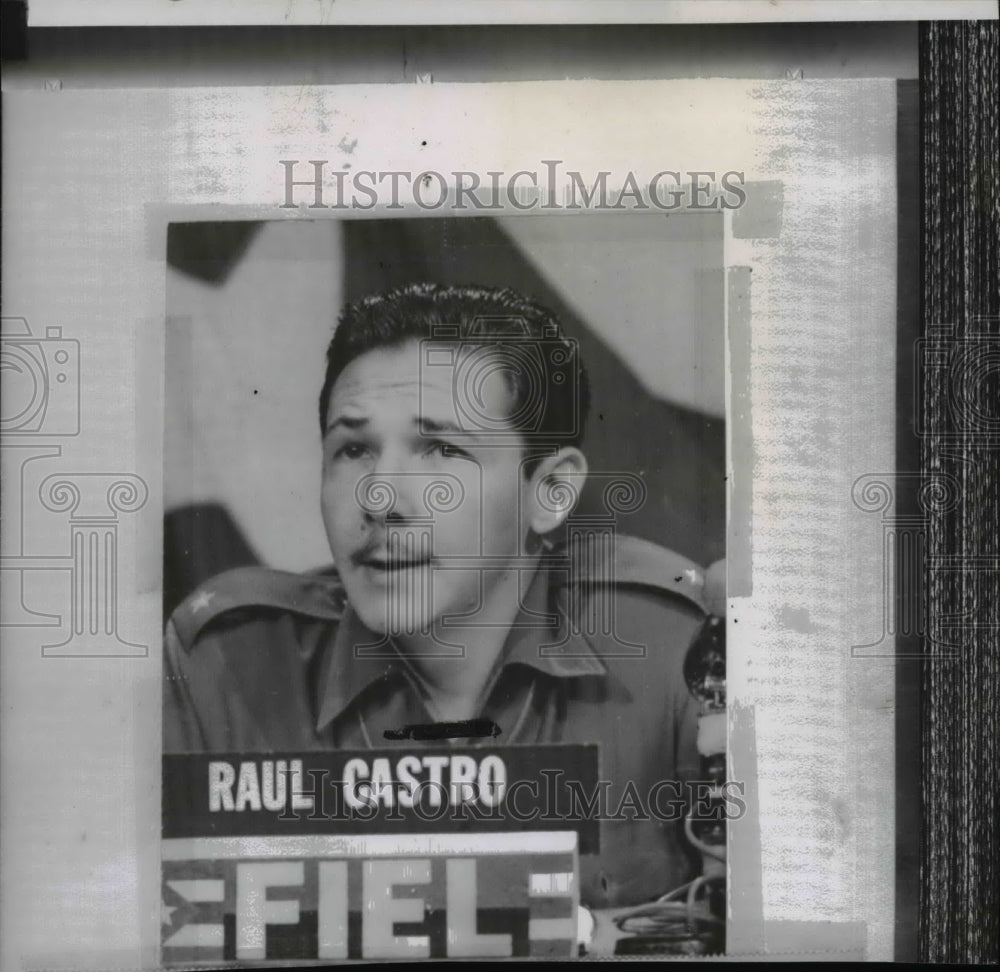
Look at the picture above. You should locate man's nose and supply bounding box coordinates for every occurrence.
[356,468,422,522]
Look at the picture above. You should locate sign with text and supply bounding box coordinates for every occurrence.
[162,745,601,852]
[161,832,580,961]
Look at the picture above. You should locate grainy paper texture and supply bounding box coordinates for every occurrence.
[1,79,896,966]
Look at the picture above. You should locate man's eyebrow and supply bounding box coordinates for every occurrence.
[325,414,369,436]
[416,416,468,437]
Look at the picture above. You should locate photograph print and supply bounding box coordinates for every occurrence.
[160,211,728,960]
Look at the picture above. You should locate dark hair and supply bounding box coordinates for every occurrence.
[318,282,590,474]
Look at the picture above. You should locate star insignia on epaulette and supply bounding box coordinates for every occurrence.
[190,590,216,613]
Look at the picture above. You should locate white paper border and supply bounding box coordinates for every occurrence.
[1,78,897,966]
[25,0,1000,29]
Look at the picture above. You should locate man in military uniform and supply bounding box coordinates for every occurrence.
[164,282,711,911]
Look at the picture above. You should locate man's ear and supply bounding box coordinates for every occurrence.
[526,447,589,536]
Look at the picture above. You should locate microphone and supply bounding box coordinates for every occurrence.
[606,559,727,956]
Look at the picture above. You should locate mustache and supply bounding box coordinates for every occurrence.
[351,529,434,567]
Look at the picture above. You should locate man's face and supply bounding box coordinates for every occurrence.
[321,338,536,637]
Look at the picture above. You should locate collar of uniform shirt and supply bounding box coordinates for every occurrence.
[313,556,608,734]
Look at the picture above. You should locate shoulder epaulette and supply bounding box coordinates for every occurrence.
[170,565,347,650]
[564,532,708,613]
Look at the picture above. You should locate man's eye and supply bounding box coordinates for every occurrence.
[333,442,369,461]
[424,439,471,461]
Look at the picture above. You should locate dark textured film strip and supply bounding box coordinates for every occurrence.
[919,20,999,965]
[0,0,27,61]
